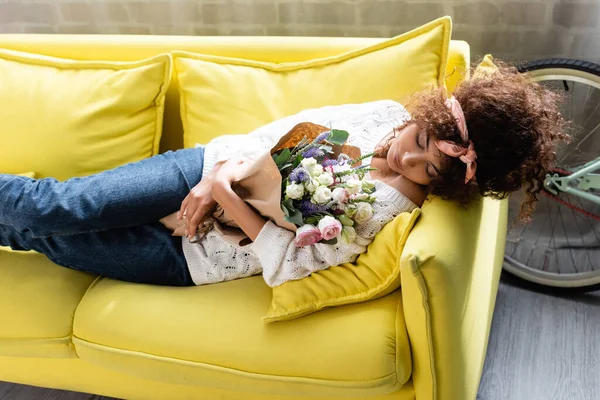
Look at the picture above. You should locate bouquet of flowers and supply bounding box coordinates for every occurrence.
[160,122,377,247]
[273,129,377,247]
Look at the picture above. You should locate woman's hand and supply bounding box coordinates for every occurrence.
[178,161,224,238]
[214,156,253,186]
[212,157,266,241]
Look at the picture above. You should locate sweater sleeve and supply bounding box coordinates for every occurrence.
[252,182,417,287]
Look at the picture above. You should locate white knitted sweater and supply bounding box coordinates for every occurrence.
[182,100,417,287]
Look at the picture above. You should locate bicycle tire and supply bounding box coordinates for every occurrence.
[504,58,600,293]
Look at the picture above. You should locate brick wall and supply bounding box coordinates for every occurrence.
[0,0,599,63]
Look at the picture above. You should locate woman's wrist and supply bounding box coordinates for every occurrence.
[211,177,232,203]
[211,177,266,241]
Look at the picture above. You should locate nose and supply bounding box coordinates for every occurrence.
[401,152,425,167]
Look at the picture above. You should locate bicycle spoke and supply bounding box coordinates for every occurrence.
[583,83,593,115]
[548,194,560,273]
[524,195,553,267]
[572,196,597,272]
[557,197,579,273]
[559,120,600,165]
[575,195,600,245]
[570,82,575,126]
[582,101,600,130]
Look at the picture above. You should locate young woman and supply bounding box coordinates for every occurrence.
[0,63,568,287]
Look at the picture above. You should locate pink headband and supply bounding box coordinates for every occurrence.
[435,96,478,184]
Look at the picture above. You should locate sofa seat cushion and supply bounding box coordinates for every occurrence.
[0,251,96,358]
[73,276,411,398]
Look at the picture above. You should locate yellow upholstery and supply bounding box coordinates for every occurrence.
[265,209,421,323]
[0,50,171,180]
[0,32,506,400]
[0,252,95,358]
[72,278,411,397]
[401,197,507,400]
[0,357,416,400]
[174,17,450,146]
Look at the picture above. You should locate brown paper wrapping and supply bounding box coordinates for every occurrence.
[160,122,361,245]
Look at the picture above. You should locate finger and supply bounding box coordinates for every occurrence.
[187,203,208,239]
[179,194,190,220]
[185,200,199,237]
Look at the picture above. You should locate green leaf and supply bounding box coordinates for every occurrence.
[292,154,302,168]
[328,129,349,145]
[284,208,304,227]
[320,238,338,245]
[280,163,294,174]
[282,198,294,210]
[304,216,320,225]
[275,148,291,168]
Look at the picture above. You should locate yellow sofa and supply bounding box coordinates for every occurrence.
[0,34,507,400]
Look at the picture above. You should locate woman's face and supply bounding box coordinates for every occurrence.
[386,123,443,185]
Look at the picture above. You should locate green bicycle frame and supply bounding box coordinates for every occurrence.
[545,158,600,205]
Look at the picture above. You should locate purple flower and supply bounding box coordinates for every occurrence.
[322,158,338,167]
[298,200,329,217]
[289,167,310,183]
[302,147,324,159]
[315,131,331,143]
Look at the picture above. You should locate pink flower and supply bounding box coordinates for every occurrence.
[318,216,343,240]
[294,224,322,247]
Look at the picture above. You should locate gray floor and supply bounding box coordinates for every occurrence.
[1,274,599,400]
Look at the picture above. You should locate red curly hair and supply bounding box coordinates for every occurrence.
[384,60,570,221]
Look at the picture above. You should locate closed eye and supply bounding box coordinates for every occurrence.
[416,131,424,149]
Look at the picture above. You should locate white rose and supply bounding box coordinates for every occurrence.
[353,202,374,224]
[305,178,319,193]
[312,186,332,204]
[332,187,349,204]
[317,172,334,186]
[339,174,351,183]
[333,164,351,174]
[345,179,362,195]
[285,183,305,200]
[300,157,317,169]
[308,164,323,177]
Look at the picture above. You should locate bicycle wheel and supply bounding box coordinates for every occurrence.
[504,58,600,293]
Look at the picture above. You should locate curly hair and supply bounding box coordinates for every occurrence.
[397,60,570,221]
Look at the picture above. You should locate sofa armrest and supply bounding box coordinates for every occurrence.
[400,197,508,400]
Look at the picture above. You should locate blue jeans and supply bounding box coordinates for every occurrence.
[0,147,206,287]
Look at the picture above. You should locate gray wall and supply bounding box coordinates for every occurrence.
[0,0,599,64]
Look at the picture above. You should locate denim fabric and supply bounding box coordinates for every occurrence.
[0,147,205,286]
